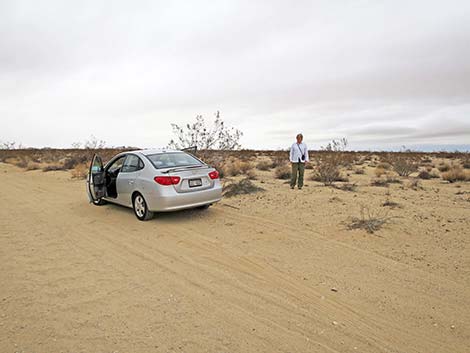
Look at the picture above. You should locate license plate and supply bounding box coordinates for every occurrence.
[189,178,202,187]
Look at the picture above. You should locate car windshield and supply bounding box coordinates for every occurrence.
[147,152,203,169]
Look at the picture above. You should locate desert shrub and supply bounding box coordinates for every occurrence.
[168,111,243,150]
[382,198,400,208]
[354,168,365,175]
[348,206,391,234]
[312,138,349,186]
[370,175,401,187]
[26,162,41,170]
[245,169,257,180]
[442,166,470,183]
[377,162,392,170]
[274,164,291,180]
[417,170,431,179]
[462,159,470,169]
[42,164,66,172]
[375,167,387,177]
[63,154,89,170]
[71,163,89,179]
[12,157,28,169]
[333,183,357,192]
[391,156,418,176]
[223,178,264,197]
[256,159,273,171]
[221,158,253,177]
[437,163,450,172]
[407,178,422,190]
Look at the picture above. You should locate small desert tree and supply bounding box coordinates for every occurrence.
[168,111,243,150]
[312,138,348,186]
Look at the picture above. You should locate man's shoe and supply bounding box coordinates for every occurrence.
[298,187,302,190]
[290,186,295,189]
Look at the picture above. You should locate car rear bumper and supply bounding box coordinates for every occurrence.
[146,185,222,212]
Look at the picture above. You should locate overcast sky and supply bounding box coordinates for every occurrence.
[1,0,470,150]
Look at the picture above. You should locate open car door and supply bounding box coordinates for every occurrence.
[86,154,106,203]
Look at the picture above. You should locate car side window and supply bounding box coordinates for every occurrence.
[122,155,144,173]
[108,156,126,173]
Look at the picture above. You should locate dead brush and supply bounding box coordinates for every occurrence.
[42,164,66,172]
[333,183,357,192]
[223,178,265,197]
[391,155,419,177]
[442,165,470,183]
[274,163,292,180]
[348,205,392,234]
[354,168,366,175]
[370,174,401,187]
[256,159,274,171]
[407,178,422,190]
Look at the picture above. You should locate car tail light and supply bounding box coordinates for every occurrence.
[208,170,219,179]
[154,176,181,185]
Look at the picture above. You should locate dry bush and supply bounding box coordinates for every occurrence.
[354,168,365,175]
[462,159,470,169]
[221,158,253,177]
[313,138,349,186]
[391,155,419,176]
[274,164,292,180]
[71,163,89,179]
[223,178,264,197]
[245,169,257,180]
[333,183,357,192]
[348,206,391,234]
[407,178,422,190]
[382,198,401,208]
[26,161,41,170]
[417,170,439,179]
[442,166,470,183]
[370,175,401,187]
[256,159,273,171]
[42,164,66,172]
[437,163,450,172]
[375,167,387,177]
[377,162,392,170]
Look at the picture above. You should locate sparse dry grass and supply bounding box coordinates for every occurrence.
[223,178,265,197]
[348,206,392,234]
[274,164,291,180]
[442,166,470,183]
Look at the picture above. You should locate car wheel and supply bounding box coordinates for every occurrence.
[93,198,107,206]
[133,193,154,221]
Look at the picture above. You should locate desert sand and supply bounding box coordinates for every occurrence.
[1,161,469,353]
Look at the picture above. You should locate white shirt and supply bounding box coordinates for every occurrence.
[290,142,309,163]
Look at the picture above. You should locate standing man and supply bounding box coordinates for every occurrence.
[289,133,309,189]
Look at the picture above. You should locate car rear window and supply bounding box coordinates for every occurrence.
[146,152,202,169]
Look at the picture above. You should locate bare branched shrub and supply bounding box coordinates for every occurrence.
[84,135,106,149]
[274,164,291,180]
[313,138,349,186]
[391,155,418,177]
[168,111,242,150]
[223,178,264,197]
[348,206,391,234]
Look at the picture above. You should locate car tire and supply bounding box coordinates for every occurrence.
[133,193,154,221]
[93,198,107,206]
[197,204,211,210]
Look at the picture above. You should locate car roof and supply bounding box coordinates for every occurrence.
[131,148,184,156]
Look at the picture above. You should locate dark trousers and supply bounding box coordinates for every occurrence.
[290,162,305,188]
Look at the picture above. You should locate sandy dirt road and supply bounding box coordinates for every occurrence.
[1,163,469,353]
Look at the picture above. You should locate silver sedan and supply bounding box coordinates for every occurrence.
[87,149,222,220]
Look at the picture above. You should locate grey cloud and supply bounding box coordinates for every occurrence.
[1,0,470,149]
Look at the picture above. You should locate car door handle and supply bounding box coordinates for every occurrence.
[128,180,134,185]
